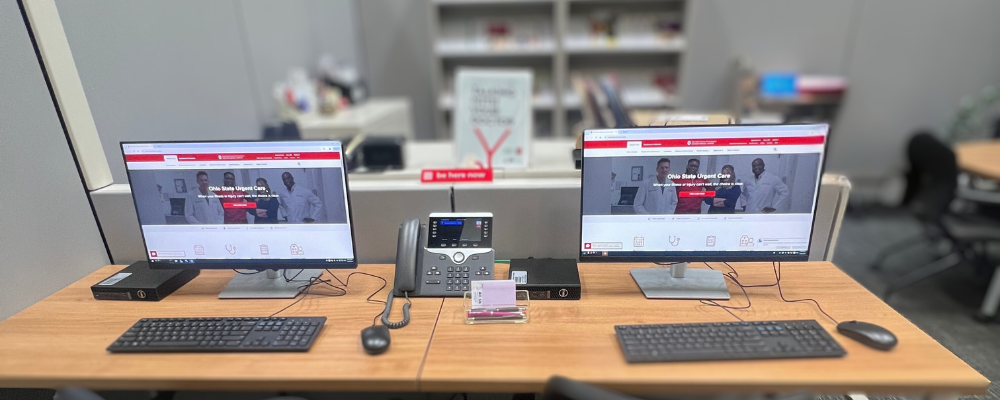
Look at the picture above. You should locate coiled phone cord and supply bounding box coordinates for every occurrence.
[381,291,411,329]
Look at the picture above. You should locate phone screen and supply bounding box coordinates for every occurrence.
[428,217,492,249]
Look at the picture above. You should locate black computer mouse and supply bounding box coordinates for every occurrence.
[836,320,897,351]
[361,325,391,355]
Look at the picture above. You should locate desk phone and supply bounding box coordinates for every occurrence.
[394,213,495,297]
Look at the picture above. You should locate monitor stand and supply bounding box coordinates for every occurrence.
[631,263,730,300]
[219,269,323,299]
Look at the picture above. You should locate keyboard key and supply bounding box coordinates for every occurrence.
[148,341,198,347]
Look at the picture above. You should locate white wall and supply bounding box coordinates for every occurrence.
[55,0,260,183]
[830,0,1000,180]
[55,0,363,183]
[238,0,363,123]
[681,0,858,110]
[358,0,437,139]
[681,0,1000,188]
[0,0,110,320]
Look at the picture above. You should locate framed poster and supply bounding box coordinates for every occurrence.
[631,166,643,181]
[174,178,187,193]
[453,68,532,169]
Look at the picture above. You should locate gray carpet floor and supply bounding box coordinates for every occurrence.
[834,211,1000,400]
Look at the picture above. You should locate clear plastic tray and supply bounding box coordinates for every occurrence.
[463,290,529,324]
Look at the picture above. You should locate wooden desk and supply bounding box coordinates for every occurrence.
[0,265,441,392]
[421,262,989,396]
[0,263,988,396]
[956,139,1000,180]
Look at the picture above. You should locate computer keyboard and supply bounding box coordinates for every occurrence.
[615,319,845,363]
[107,317,326,353]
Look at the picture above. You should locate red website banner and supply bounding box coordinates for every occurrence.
[584,135,825,149]
[222,202,257,209]
[420,169,493,183]
[125,152,341,162]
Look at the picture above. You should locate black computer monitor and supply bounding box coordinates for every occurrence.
[121,140,359,298]
[579,124,830,299]
[617,186,639,205]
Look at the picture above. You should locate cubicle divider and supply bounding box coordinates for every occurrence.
[90,174,849,265]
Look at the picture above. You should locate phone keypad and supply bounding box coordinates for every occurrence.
[417,250,493,296]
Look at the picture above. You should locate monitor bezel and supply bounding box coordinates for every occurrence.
[120,140,359,270]
[578,123,831,263]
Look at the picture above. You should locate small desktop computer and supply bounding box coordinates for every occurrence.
[579,123,830,299]
[120,140,359,299]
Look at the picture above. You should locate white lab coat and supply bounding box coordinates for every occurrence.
[279,184,323,223]
[740,171,789,213]
[184,191,224,224]
[633,176,677,214]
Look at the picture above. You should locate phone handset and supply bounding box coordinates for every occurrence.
[382,219,423,329]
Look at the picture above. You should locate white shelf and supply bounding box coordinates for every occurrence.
[563,90,678,109]
[564,37,686,54]
[439,92,557,111]
[429,0,689,137]
[435,42,555,57]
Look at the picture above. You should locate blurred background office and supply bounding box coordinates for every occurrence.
[3,0,1000,397]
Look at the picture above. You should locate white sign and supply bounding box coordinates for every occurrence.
[453,69,532,169]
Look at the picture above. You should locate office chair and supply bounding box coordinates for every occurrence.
[542,376,641,400]
[597,74,634,129]
[881,134,1000,321]
[869,132,952,271]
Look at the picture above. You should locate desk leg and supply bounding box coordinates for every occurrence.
[977,265,1000,321]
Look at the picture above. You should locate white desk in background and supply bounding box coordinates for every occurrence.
[295,97,413,140]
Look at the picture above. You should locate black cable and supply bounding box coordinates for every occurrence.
[722,261,740,278]
[268,270,388,318]
[773,262,839,324]
[699,266,752,322]
[269,275,323,317]
[699,262,839,324]
[382,291,411,329]
[324,270,391,326]
[449,187,456,213]
[233,269,262,275]
[282,268,306,283]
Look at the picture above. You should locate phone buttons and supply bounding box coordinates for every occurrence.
[453,252,465,263]
[439,255,447,260]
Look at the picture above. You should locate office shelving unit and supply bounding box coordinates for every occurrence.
[428,0,688,137]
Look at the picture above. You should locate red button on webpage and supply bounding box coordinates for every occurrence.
[678,191,716,198]
[420,169,493,183]
[223,202,257,209]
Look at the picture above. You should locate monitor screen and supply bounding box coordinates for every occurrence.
[580,124,829,262]
[121,141,357,269]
